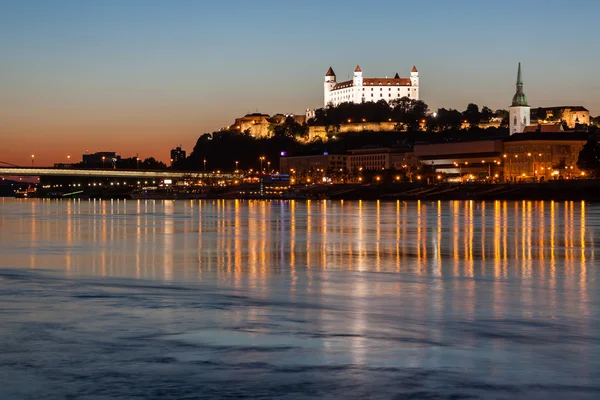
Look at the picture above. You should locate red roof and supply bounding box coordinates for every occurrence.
[411,66,418,72]
[332,80,353,90]
[522,123,564,133]
[325,67,335,77]
[363,77,411,86]
[332,77,412,90]
[355,65,362,72]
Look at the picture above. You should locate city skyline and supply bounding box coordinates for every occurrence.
[1,0,599,166]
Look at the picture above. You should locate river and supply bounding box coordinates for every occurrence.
[0,198,598,399]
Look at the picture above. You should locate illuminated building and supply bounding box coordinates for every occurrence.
[324,65,419,107]
[531,106,590,129]
[279,147,416,175]
[502,131,588,181]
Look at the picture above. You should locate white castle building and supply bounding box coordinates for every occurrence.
[324,65,419,107]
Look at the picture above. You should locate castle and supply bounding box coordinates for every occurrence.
[324,65,419,107]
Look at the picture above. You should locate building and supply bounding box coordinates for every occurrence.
[531,106,590,128]
[503,131,588,181]
[279,154,331,175]
[170,146,186,165]
[324,65,419,107]
[229,113,307,138]
[508,63,591,134]
[279,147,416,175]
[414,139,505,179]
[509,62,531,135]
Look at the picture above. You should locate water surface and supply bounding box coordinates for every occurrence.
[0,198,598,399]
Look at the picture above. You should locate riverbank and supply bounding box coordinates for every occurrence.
[11,179,600,201]
[248,180,600,201]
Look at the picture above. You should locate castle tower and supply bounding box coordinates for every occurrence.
[353,65,363,87]
[324,66,336,106]
[509,62,530,135]
[410,66,419,87]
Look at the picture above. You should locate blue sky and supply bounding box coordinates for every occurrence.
[1,0,598,164]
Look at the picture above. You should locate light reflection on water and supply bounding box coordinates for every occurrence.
[0,198,599,399]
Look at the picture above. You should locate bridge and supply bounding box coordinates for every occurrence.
[0,167,242,180]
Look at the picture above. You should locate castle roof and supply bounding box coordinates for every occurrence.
[332,77,412,90]
[411,66,418,72]
[355,65,362,72]
[326,67,336,77]
[363,77,412,86]
[394,73,400,78]
[332,74,412,90]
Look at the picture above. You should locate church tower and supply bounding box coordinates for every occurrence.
[352,65,363,86]
[324,67,336,106]
[509,62,530,135]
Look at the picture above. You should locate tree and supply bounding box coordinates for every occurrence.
[577,139,600,177]
[463,103,481,130]
[141,157,167,170]
[481,106,493,123]
[391,97,429,131]
[435,108,463,132]
[495,109,509,128]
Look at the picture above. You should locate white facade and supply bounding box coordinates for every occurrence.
[324,65,419,107]
[509,107,530,135]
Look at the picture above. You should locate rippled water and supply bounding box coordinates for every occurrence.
[0,198,598,399]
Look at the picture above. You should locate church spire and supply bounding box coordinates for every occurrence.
[511,62,528,107]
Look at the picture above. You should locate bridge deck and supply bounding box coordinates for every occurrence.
[0,167,241,179]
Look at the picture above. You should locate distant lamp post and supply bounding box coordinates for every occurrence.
[102,156,106,168]
[267,161,271,172]
[137,157,140,169]
[203,158,207,171]
[259,156,265,172]
[67,155,71,162]
[31,154,35,167]
[235,160,239,171]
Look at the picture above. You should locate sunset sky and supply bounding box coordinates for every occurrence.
[1,0,599,166]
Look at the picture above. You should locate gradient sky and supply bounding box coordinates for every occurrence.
[1,0,599,166]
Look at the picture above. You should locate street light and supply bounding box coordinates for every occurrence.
[267,161,271,172]
[203,158,207,171]
[235,160,239,171]
[260,156,265,172]
[31,154,35,167]
[102,156,106,168]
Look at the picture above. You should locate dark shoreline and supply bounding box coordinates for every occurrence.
[9,179,600,201]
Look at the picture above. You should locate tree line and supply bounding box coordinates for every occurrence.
[309,98,508,131]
